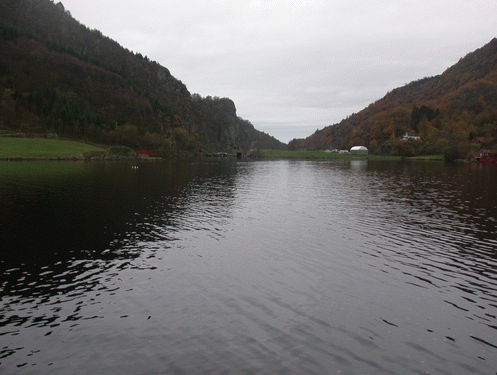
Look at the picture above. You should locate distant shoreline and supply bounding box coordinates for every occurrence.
[259,150,446,161]
[0,137,448,162]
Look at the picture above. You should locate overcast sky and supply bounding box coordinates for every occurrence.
[60,0,496,143]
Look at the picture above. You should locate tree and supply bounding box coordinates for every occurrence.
[287,138,306,150]
[368,139,378,154]
[116,124,138,145]
[173,127,191,150]
[411,105,440,132]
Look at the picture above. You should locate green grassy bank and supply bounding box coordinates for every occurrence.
[0,137,105,159]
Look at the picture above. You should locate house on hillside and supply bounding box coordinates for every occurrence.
[402,132,421,141]
[349,146,368,155]
[475,149,497,164]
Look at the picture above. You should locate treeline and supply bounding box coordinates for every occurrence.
[0,0,285,153]
[295,39,497,160]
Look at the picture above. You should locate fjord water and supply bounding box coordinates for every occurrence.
[1,159,496,374]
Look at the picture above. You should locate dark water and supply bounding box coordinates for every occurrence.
[1,159,496,374]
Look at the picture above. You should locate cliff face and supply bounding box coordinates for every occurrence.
[298,38,497,158]
[0,0,285,152]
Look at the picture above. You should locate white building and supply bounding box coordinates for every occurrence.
[402,132,421,141]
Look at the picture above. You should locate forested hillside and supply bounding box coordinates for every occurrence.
[294,38,497,159]
[0,0,284,153]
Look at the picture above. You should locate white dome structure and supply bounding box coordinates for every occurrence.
[349,146,368,155]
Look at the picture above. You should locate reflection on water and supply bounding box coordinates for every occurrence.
[1,159,496,374]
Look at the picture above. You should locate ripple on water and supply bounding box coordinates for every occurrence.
[1,160,497,374]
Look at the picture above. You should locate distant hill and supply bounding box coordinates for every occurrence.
[0,0,285,154]
[293,38,497,160]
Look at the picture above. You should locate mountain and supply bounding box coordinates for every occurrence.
[0,0,285,153]
[293,38,497,159]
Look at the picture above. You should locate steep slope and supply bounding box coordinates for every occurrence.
[299,38,497,158]
[0,0,284,152]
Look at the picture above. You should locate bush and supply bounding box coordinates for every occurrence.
[106,146,137,157]
[443,143,460,162]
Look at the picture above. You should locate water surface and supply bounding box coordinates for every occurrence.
[1,159,496,374]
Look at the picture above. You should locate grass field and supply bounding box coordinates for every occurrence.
[0,137,105,158]
[408,154,444,161]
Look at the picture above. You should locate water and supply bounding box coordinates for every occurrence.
[1,159,496,374]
